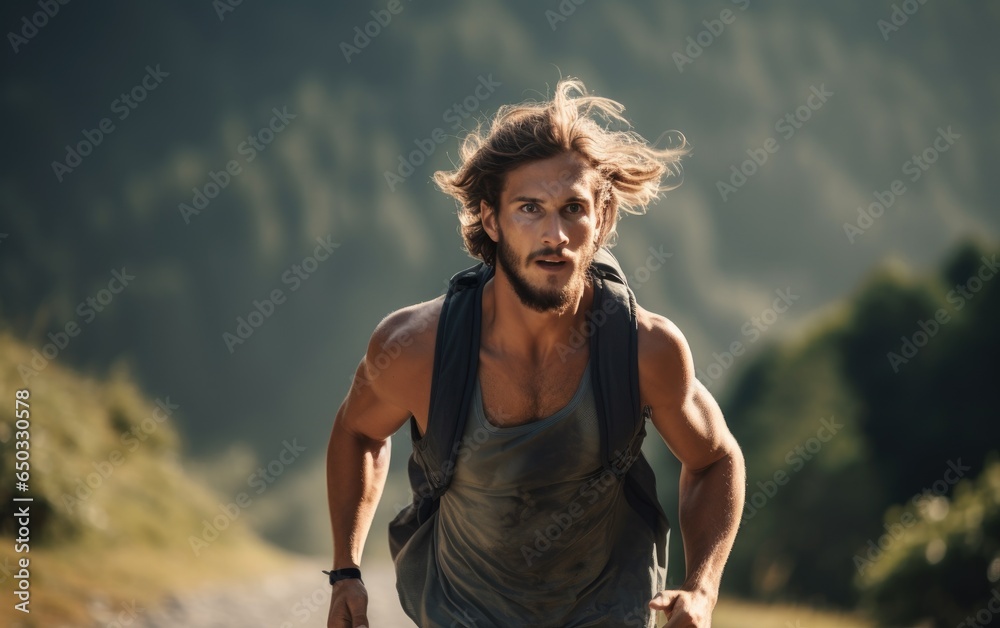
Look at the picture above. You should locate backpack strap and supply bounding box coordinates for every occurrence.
[410,262,491,512]
[589,248,645,476]
[589,248,672,566]
[391,261,490,559]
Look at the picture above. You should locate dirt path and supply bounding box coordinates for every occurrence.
[130,560,412,628]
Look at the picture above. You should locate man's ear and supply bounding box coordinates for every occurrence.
[481,200,499,243]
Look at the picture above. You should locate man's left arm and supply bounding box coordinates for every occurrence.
[638,310,746,626]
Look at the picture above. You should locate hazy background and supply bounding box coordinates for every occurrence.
[2,1,998,625]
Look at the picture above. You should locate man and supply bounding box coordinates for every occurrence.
[326,78,745,627]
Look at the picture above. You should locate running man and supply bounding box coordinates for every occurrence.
[326,78,745,627]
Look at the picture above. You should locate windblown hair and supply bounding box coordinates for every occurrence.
[433,77,689,266]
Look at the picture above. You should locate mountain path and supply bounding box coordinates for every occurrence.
[125,560,412,628]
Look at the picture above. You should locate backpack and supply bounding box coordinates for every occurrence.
[388,247,671,568]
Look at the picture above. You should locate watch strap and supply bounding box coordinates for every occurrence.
[322,567,363,585]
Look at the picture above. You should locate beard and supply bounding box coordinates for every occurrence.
[495,227,597,313]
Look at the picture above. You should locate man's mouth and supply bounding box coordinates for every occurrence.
[534,258,569,271]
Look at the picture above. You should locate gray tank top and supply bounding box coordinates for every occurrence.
[394,362,665,627]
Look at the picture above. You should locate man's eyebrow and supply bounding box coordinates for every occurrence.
[507,195,591,204]
[508,195,544,204]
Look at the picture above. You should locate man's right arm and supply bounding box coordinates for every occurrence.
[326,303,438,628]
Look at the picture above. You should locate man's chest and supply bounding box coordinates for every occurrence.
[477,352,590,428]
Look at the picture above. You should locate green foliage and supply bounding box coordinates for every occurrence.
[0,333,251,552]
[721,239,1000,608]
[857,458,1000,626]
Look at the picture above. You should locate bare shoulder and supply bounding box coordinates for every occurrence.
[354,295,444,425]
[366,295,444,373]
[635,304,696,408]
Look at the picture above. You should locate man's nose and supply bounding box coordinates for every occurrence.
[540,213,569,247]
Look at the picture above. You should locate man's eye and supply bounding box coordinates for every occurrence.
[566,203,583,214]
[521,203,537,213]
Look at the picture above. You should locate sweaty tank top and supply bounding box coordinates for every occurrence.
[394,361,665,627]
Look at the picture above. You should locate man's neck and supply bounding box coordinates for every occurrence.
[481,270,594,365]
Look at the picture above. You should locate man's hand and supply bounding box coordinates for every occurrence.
[648,587,715,627]
[327,579,370,628]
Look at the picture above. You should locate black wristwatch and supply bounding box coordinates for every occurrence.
[323,567,363,585]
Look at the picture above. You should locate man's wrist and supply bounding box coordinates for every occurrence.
[681,580,719,606]
[323,567,363,585]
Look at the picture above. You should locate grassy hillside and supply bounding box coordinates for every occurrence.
[0,331,291,627]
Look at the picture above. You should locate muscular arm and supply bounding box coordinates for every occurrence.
[326,303,438,627]
[326,355,405,571]
[638,310,746,624]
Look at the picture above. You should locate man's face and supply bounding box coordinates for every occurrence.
[484,151,602,313]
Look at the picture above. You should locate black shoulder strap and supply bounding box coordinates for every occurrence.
[589,249,671,566]
[411,261,491,503]
[589,248,645,475]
